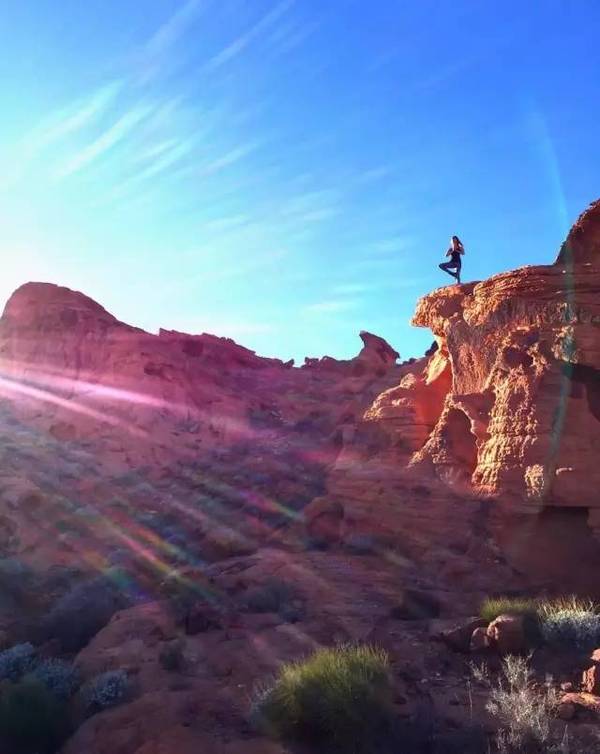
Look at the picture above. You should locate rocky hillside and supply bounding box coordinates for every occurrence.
[305,199,600,597]
[0,279,407,577]
[0,200,599,753]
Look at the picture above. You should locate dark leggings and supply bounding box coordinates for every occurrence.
[439,260,461,282]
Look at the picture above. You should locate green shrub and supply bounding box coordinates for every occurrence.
[81,669,130,714]
[43,572,130,651]
[539,596,600,650]
[159,639,185,672]
[0,678,69,754]
[479,597,539,624]
[30,658,81,700]
[242,578,302,621]
[0,643,37,681]
[252,644,393,753]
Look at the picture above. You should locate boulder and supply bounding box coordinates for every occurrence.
[486,614,527,655]
[582,661,600,695]
[557,700,576,721]
[560,692,600,720]
[470,627,492,652]
[435,617,487,653]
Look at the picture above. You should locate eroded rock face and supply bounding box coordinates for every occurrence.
[0,282,401,576]
[302,200,600,593]
[411,200,600,522]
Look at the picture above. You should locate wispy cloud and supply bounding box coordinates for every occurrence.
[206,0,295,71]
[354,165,394,185]
[135,137,195,180]
[331,282,375,295]
[304,299,360,314]
[202,213,252,232]
[280,188,341,224]
[196,142,259,177]
[413,57,474,93]
[369,235,415,255]
[0,82,123,190]
[138,0,208,82]
[26,81,123,153]
[56,104,155,178]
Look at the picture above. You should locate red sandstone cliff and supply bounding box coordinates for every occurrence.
[1,201,600,593]
[1,204,600,754]
[303,200,600,595]
[413,200,600,517]
[0,281,403,572]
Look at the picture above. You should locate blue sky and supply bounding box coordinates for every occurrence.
[1,1,599,363]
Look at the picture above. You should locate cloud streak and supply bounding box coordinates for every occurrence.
[56,104,155,178]
[304,299,360,314]
[27,81,123,153]
[206,0,295,71]
[139,0,208,82]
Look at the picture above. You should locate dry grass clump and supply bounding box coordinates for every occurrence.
[472,655,558,754]
[252,644,393,753]
[480,595,600,650]
[479,596,539,624]
[538,596,600,650]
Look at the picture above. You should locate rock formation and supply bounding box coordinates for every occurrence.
[303,199,600,595]
[411,199,600,521]
[2,202,600,754]
[0,281,402,574]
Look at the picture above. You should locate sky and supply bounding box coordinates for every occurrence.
[1,1,599,363]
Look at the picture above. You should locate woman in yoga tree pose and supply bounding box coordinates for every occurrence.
[439,235,464,283]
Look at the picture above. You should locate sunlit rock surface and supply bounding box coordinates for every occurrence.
[304,200,600,593]
[2,203,600,754]
[411,199,600,519]
[0,281,402,571]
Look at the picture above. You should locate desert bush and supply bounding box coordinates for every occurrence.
[42,571,130,651]
[252,644,393,753]
[81,669,130,713]
[242,578,301,621]
[0,678,69,753]
[0,642,37,681]
[244,579,287,611]
[484,655,558,754]
[159,639,185,672]
[480,596,539,624]
[30,658,81,700]
[539,597,600,650]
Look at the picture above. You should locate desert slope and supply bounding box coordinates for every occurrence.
[1,201,600,753]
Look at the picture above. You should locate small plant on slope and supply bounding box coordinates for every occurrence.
[0,642,37,681]
[0,678,69,754]
[485,655,558,754]
[81,669,130,714]
[479,596,539,624]
[159,638,185,672]
[252,644,393,753]
[30,658,81,700]
[539,596,600,650]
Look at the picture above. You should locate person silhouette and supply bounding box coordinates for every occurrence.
[439,235,464,284]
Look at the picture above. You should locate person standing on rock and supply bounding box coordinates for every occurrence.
[439,235,464,283]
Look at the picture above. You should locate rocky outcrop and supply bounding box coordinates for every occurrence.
[303,199,600,594]
[411,200,600,526]
[0,281,402,578]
